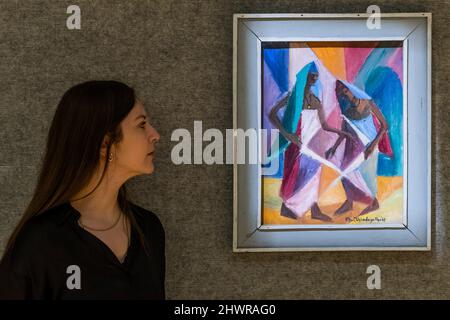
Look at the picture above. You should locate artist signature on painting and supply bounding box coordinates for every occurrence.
[345,216,386,223]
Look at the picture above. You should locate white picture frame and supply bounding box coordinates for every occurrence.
[233,13,432,252]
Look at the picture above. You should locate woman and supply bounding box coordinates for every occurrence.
[0,80,164,299]
[269,62,352,222]
[325,80,391,216]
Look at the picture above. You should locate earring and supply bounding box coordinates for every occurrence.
[108,153,113,162]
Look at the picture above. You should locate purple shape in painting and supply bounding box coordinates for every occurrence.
[292,154,321,194]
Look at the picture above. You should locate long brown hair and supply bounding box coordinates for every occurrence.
[2,80,149,260]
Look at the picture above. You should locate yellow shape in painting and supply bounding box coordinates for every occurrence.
[263,175,403,226]
[348,188,404,224]
[377,176,403,202]
[318,164,341,196]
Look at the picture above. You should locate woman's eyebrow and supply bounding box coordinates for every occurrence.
[135,115,147,121]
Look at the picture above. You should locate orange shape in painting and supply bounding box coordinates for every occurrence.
[308,42,347,80]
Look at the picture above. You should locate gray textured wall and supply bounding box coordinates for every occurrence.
[0,0,448,299]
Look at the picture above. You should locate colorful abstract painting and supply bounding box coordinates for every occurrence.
[262,41,404,226]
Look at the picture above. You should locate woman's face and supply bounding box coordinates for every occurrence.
[337,82,354,100]
[109,99,160,177]
[342,87,354,99]
[307,72,319,85]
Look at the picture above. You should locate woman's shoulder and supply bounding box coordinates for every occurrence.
[15,203,71,235]
[19,203,74,237]
[1,203,72,272]
[14,204,72,243]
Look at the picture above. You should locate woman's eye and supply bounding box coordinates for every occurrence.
[140,122,147,128]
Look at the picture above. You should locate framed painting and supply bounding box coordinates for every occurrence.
[233,13,431,251]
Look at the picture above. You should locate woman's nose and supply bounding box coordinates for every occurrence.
[150,127,160,143]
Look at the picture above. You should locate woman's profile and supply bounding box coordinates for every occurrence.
[0,80,164,299]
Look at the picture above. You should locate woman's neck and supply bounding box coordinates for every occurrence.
[71,192,121,224]
[70,167,125,224]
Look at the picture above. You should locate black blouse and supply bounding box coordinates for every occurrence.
[0,201,165,300]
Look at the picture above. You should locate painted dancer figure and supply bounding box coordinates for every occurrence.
[325,80,393,216]
[269,62,352,222]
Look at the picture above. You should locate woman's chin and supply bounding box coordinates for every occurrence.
[145,163,155,174]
